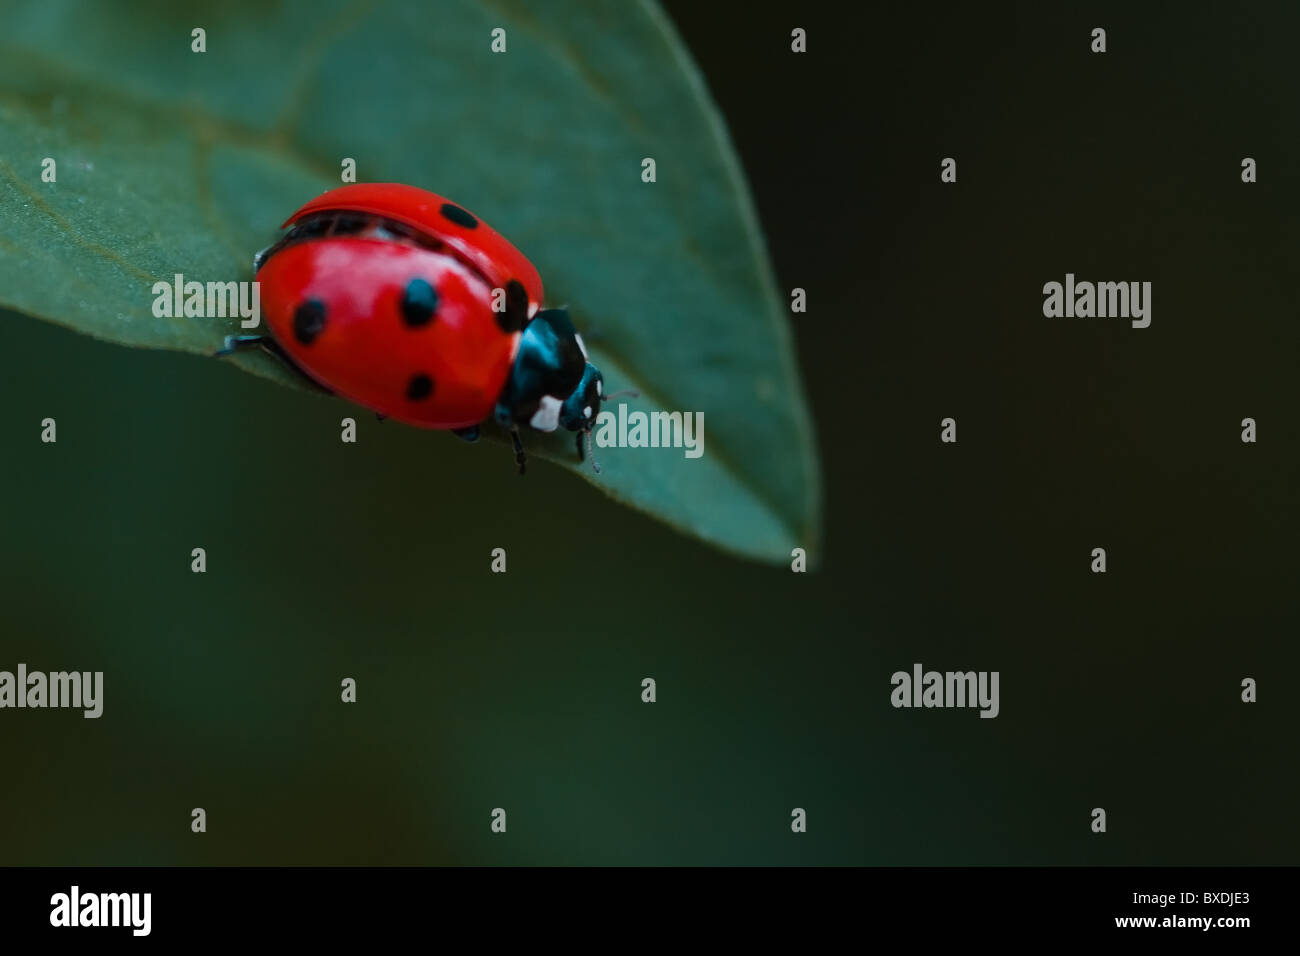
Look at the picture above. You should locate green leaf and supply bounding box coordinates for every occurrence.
[0,0,820,564]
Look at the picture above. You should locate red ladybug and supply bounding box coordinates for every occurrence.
[218,183,613,473]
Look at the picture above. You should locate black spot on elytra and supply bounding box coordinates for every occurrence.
[406,373,434,401]
[498,278,528,333]
[293,299,327,345]
[440,203,478,229]
[401,278,438,327]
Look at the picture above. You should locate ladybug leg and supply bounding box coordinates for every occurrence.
[451,425,480,443]
[214,334,334,396]
[576,429,601,474]
[214,334,267,356]
[510,428,527,476]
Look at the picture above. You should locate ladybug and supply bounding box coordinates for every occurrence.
[217,183,616,473]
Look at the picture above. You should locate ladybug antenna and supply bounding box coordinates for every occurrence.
[601,389,639,403]
[586,428,601,474]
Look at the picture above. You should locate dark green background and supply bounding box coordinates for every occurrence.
[2,1,1296,864]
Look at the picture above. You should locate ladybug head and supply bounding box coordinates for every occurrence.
[493,308,636,474]
[559,361,639,476]
[559,362,604,434]
[558,363,638,474]
[560,361,604,473]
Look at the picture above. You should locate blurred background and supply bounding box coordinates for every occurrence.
[1,0,1296,864]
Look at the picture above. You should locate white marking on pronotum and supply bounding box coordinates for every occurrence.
[596,379,602,396]
[529,395,562,432]
[574,333,588,360]
[583,405,592,419]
